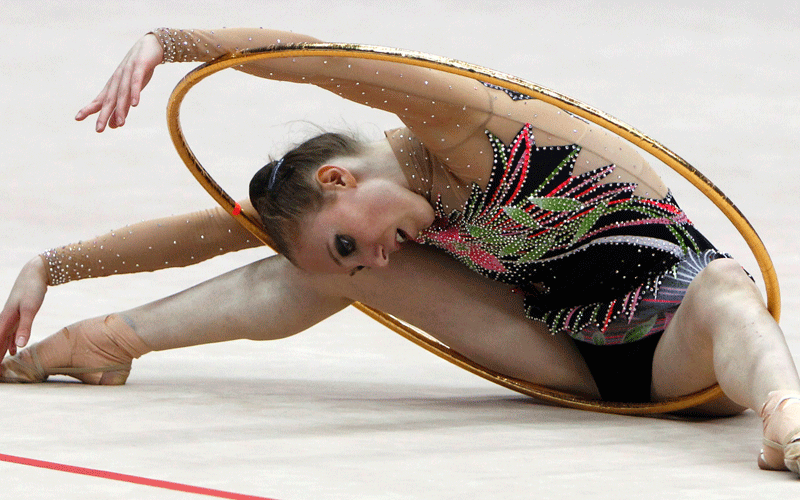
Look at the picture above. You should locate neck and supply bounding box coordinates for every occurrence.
[352,139,409,189]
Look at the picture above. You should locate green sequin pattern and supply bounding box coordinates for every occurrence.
[418,124,714,342]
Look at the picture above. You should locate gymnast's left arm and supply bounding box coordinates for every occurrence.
[75,28,322,133]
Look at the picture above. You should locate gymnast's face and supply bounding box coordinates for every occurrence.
[293,165,434,274]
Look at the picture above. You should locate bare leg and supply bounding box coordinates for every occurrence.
[3,244,599,397]
[126,252,352,349]
[331,244,598,396]
[651,258,800,471]
[0,253,352,384]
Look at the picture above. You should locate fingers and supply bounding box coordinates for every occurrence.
[110,63,136,129]
[75,87,117,132]
[1,258,48,358]
[14,304,36,350]
[7,316,20,356]
[75,93,108,132]
[115,61,139,125]
[97,70,125,132]
[73,55,132,132]
[0,304,34,356]
[75,99,102,122]
[0,308,20,360]
[85,65,138,132]
[75,34,163,132]
[130,63,153,108]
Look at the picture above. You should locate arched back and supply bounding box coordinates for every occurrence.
[166,42,779,415]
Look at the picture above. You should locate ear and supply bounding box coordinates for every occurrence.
[315,165,357,191]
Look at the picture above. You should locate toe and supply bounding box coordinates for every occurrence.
[0,350,44,382]
[785,440,800,474]
[759,447,789,471]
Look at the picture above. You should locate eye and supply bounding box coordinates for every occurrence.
[349,265,366,277]
[335,234,357,258]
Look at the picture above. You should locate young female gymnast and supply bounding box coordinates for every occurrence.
[1,28,799,475]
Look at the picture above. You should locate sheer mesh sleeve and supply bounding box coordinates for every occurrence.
[40,206,261,286]
[153,27,321,63]
[152,27,496,171]
[152,27,665,202]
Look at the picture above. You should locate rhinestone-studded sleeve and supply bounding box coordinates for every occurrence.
[151,27,496,148]
[152,27,320,64]
[39,205,260,286]
[151,27,496,173]
[152,27,664,200]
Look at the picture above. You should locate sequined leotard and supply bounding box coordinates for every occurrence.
[41,27,724,347]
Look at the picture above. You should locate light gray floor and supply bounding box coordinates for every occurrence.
[2,1,799,498]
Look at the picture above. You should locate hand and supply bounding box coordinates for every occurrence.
[75,33,164,132]
[0,257,48,360]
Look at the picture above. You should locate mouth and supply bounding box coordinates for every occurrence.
[396,228,410,245]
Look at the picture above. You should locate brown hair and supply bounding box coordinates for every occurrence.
[249,132,364,261]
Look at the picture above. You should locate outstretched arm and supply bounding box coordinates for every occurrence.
[75,27,659,191]
[145,27,496,168]
[39,203,260,286]
[108,28,653,185]
[75,28,322,133]
[0,202,262,357]
[73,28,492,148]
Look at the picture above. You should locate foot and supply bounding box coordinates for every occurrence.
[759,390,800,474]
[0,314,151,385]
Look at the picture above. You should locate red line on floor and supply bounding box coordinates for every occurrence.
[0,453,278,500]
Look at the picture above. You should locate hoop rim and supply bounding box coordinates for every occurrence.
[166,42,779,415]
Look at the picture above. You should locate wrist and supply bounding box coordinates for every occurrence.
[152,27,190,64]
[38,249,65,286]
[143,32,164,65]
[29,255,48,279]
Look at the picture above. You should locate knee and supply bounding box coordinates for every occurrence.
[695,258,756,293]
[687,258,762,316]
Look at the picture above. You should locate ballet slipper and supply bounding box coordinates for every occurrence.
[759,390,800,475]
[0,314,151,385]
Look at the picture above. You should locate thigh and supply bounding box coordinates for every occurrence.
[320,243,600,398]
[650,272,746,416]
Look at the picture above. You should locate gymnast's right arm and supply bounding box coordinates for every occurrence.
[0,203,262,358]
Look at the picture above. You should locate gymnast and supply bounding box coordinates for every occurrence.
[1,28,799,474]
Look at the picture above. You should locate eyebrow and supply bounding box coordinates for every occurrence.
[326,243,343,267]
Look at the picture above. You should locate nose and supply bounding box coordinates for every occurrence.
[370,244,390,268]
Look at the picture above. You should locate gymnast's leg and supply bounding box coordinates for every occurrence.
[0,249,353,384]
[332,243,599,396]
[2,243,599,397]
[651,258,800,472]
[129,243,597,396]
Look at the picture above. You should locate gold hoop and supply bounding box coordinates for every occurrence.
[166,42,780,415]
